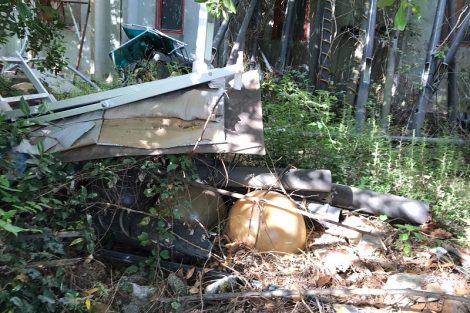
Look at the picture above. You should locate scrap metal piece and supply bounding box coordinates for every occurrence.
[110,23,191,69]
[15,52,56,102]
[58,70,264,161]
[28,65,241,124]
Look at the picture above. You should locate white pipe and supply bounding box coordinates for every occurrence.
[193,3,212,72]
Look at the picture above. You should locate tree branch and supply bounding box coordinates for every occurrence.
[154,287,470,305]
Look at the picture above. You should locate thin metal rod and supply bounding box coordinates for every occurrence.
[66,64,101,91]
[76,0,91,69]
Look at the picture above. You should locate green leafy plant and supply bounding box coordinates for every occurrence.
[260,72,469,232]
[378,0,421,31]
[0,115,96,312]
[194,0,236,19]
[0,1,67,73]
[393,224,427,254]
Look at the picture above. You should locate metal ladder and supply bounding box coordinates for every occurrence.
[0,52,56,110]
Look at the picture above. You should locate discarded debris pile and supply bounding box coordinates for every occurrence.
[75,156,470,312]
[4,68,265,160]
[91,193,470,313]
[197,165,431,225]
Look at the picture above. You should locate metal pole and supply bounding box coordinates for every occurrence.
[227,0,259,66]
[212,0,240,51]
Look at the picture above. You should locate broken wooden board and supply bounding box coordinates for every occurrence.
[97,117,225,149]
[104,88,223,121]
[59,70,265,161]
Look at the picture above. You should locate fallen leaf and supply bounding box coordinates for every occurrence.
[93,303,110,313]
[176,268,185,279]
[85,287,98,296]
[430,229,453,239]
[189,286,199,294]
[316,274,332,287]
[186,266,195,279]
[85,298,92,310]
[409,303,426,310]
[15,273,29,283]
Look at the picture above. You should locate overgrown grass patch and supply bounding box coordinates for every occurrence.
[261,72,470,230]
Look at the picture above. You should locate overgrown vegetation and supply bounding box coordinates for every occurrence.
[1,67,468,311]
[0,1,67,73]
[261,71,469,231]
[0,110,201,311]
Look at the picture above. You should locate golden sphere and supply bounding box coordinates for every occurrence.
[227,190,306,253]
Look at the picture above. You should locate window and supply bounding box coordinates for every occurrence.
[272,0,310,41]
[156,0,185,34]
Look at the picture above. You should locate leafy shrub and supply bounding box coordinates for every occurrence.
[0,116,95,312]
[261,72,470,230]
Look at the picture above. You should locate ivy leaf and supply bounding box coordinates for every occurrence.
[19,97,30,116]
[159,249,170,260]
[403,243,412,254]
[10,296,24,307]
[223,0,237,14]
[0,175,10,188]
[378,0,395,9]
[394,1,408,31]
[378,214,388,221]
[399,233,409,241]
[0,220,27,236]
[125,265,139,274]
[38,294,56,304]
[166,163,178,172]
[69,238,84,246]
[171,302,181,310]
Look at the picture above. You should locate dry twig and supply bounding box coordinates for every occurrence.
[155,287,470,305]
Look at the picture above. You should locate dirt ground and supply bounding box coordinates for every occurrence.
[71,211,470,313]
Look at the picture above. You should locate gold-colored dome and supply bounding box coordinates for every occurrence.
[227,190,306,254]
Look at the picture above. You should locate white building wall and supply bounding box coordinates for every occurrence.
[0,0,204,81]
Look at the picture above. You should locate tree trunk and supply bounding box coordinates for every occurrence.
[276,0,296,72]
[227,0,259,66]
[249,0,261,70]
[354,0,378,129]
[381,29,400,131]
[447,0,457,124]
[411,0,446,136]
[212,0,240,51]
[316,0,335,89]
[308,0,323,85]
